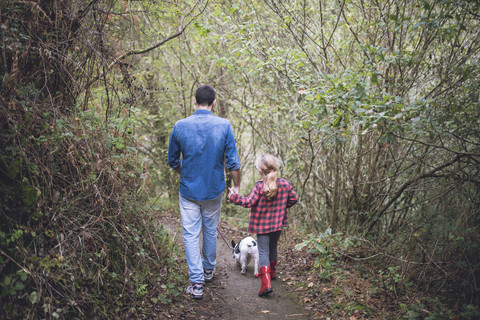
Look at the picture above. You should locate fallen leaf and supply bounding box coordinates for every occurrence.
[261,310,270,314]
[304,297,311,303]
[308,282,314,288]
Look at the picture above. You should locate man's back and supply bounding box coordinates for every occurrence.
[168,109,240,201]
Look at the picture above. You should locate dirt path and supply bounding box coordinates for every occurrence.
[158,212,312,319]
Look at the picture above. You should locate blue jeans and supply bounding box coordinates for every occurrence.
[179,193,222,284]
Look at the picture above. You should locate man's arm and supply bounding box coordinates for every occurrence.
[167,126,181,173]
[224,122,241,192]
[230,169,241,193]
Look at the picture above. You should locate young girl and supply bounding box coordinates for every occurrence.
[228,154,298,296]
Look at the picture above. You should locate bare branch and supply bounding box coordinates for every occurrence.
[83,1,208,92]
[107,0,207,69]
[368,154,465,231]
[107,26,185,70]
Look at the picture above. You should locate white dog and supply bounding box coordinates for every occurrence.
[231,236,260,276]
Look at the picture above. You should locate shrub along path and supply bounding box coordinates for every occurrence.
[155,210,312,319]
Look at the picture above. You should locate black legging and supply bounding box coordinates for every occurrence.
[257,230,282,267]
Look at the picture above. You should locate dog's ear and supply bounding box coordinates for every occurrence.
[252,240,257,247]
[231,240,236,248]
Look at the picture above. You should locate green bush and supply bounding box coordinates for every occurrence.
[295,228,357,278]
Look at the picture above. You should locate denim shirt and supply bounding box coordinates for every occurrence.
[168,109,241,201]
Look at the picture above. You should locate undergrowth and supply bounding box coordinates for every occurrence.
[0,105,187,318]
[0,1,186,318]
[290,229,480,320]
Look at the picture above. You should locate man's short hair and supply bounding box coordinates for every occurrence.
[195,85,216,106]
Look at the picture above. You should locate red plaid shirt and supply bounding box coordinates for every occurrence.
[229,178,298,234]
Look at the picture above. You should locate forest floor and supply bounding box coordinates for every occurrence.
[153,210,377,320]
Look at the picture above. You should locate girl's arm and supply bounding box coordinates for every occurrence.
[286,184,298,208]
[228,183,261,208]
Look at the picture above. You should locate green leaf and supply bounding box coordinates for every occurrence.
[15,282,25,291]
[332,114,342,127]
[29,291,38,304]
[17,270,28,281]
[295,241,309,251]
[370,72,378,85]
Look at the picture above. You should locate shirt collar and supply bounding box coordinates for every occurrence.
[193,109,213,115]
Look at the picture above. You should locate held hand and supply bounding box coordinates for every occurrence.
[227,187,238,199]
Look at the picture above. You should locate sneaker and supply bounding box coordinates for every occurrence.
[204,268,215,283]
[186,283,203,299]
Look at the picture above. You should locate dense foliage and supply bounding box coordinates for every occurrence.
[1,0,479,318]
[0,1,186,318]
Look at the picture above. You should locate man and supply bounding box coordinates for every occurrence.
[167,85,241,299]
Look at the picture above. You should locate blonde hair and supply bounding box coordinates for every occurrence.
[255,154,282,200]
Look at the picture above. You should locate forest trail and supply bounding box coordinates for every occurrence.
[157,212,312,319]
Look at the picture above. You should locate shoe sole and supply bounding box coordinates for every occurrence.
[187,286,203,299]
[258,288,273,297]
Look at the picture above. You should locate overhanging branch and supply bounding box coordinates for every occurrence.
[83,0,207,92]
[107,22,186,70]
[107,0,207,68]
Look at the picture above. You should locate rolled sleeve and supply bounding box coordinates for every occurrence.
[225,123,241,171]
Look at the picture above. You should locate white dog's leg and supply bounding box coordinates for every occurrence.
[254,257,259,276]
[241,257,246,274]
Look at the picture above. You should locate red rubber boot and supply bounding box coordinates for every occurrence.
[258,266,273,297]
[270,260,277,280]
